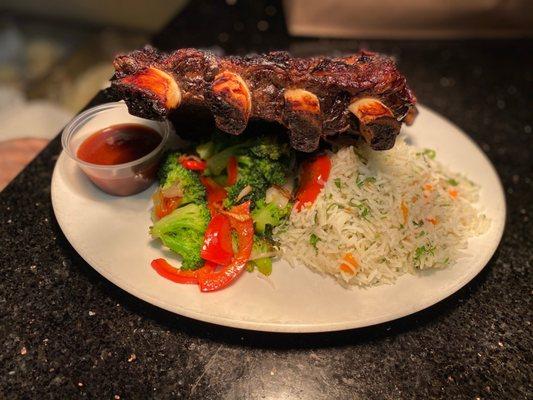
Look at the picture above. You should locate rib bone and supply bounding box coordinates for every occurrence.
[283,89,322,152]
[207,71,252,135]
[404,106,418,126]
[348,97,393,124]
[348,97,401,150]
[119,67,181,115]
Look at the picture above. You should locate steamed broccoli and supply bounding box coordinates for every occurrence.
[249,136,290,161]
[223,136,292,208]
[223,161,272,208]
[224,180,256,208]
[235,155,287,186]
[254,158,286,185]
[150,203,210,270]
[199,134,253,176]
[251,199,292,236]
[158,152,205,205]
[195,141,216,160]
[205,144,245,176]
[248,236,275,276]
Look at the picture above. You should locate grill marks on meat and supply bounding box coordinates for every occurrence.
[111,46,417,152]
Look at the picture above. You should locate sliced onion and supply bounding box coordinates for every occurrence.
[266,185,291,208]
[161,181,183,198]
[179,154,203,163]
[236,184,252,202]
[248,251,279,261]
[282,176,295,193]
[219,209,252,222]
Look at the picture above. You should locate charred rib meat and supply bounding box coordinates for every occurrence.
[111,46,417,152]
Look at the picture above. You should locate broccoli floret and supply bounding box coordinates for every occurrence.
[202,136,253,176]
[244,136,291,186]
[251,199,292,236]
[251,235,274,256]
[223,161,272,208]
[195,136,247,172]
[192,135,293,209]
[158,152,205,206]
[249,136,290,161]
[254,158,286,186]
[201,135,290,178]
[150,203,210,270]
[205,144,246,176]
[158,151,180,183]
[223,153,289,208]
[195,141,215,160]
[248,236,274,276]
[224,181,252,208]
[236,155,286,186]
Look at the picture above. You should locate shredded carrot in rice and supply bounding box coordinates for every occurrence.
[401,201,409,224]
[427,217,439,225]
[423,183,434,199]
[343,253,359,267]
[449,189,458,199]
[339,253,359,274]
[339,264,354,274]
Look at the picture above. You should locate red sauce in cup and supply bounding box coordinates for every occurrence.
[76,123,163,196]
[77,123,161,165]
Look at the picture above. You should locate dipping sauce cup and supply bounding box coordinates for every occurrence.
[61,102,170,196]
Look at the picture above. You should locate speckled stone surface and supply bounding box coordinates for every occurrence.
[1,1,532,399]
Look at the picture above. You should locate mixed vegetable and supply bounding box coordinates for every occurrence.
[149,133,333,292]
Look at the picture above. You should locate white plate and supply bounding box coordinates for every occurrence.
[51,105,506,332]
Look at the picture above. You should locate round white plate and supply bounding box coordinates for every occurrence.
[51,105,506,332]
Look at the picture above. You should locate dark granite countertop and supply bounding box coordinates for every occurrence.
[1,1,532,399]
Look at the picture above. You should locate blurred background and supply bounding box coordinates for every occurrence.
[0,0,531,190]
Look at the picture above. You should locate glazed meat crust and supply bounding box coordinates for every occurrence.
[111,46,417,152]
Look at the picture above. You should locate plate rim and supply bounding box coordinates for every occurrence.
[51,104,506,333]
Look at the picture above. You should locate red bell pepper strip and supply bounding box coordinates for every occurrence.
[294,154,331,211]
[201,213,234,266]
[180,156,207,172]
[200,176,227,215]
[151,258,215,284]
[226,156,238,186]
[198,201,254,292]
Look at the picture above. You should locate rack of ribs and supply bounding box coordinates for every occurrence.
[110,46,417,152]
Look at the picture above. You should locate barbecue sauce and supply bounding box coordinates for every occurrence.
[76,123,163,196]
[77,123,161,165]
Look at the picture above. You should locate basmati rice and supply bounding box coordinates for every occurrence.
[274,138,490,287]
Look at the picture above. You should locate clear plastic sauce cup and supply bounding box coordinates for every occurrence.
[61,102,170,196]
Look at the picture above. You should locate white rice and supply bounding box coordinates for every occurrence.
[274,138,490,287]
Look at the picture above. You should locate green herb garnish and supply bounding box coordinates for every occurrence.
[356,175,376,188]
[447,178,459,186]
[424,149,436,159]
[413,243,436,266]
[310,233,321,252]
[417,148,436,159]
[350,201,371,219]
